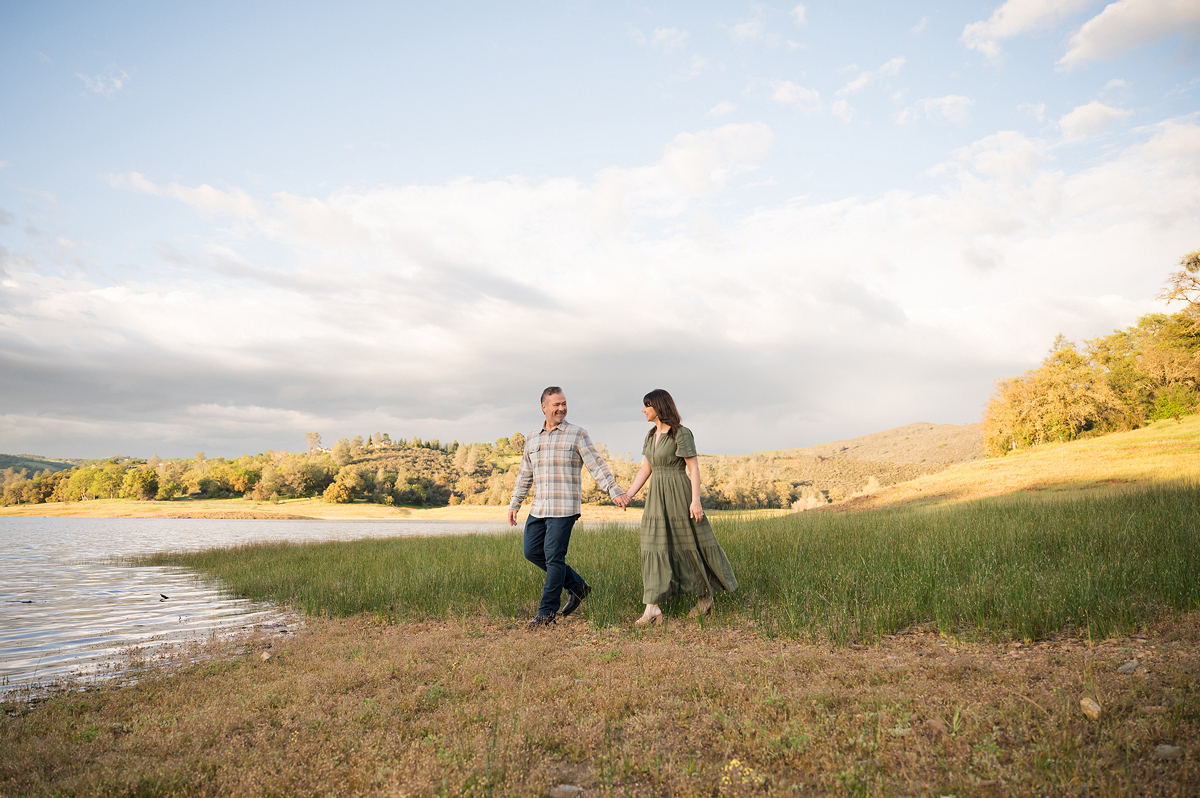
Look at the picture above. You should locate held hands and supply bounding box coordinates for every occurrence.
[507,507,519,526]
[689,498,704,523]
[613,493,631,510]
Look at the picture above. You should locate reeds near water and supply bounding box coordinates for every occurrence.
[140,481,1200,642]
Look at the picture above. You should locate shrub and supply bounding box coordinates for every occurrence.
[1150,384,1198,421]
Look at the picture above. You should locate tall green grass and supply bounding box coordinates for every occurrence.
[725,481,1200,641]
[139,481,1200,642]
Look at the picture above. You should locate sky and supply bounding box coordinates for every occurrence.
[1,0,1198,460]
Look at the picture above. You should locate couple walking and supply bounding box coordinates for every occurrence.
[508,386,738,628]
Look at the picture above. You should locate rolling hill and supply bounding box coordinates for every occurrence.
[700,422,983,506]
[831,415,1200,512]
[0,453,78,474]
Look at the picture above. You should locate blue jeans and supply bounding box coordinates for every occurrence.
[523,514,585,616]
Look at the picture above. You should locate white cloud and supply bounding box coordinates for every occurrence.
[107,172,262,219]
[7,120,1199,456]
[1058,101,1133,139]
[76,69,129,96]
[771,81,822,112]
[790,4,807,25]
[707,100,737,116]
[840,73,870,95]
[262,123,777,251]
[910,16,929,34]
[962,0,1098,59]
[731,12,765,42]
[651,27,689,52]
[23,187,58,207]
[897,95,974,126]
[929,95,975,124]
[1060,0,1200,66]
[1019,101,1048,121]
[831,100,854,122]
[659,123,775,196]
[836,56,905,96]
[730,5,780,45]
[948,130,1049,183]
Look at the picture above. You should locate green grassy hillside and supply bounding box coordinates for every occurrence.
[0,453,77,474]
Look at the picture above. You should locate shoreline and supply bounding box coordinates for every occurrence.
[0,497,628,522]
[0,497,795,522]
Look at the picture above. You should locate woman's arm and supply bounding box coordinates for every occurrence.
[684,455,704,522]
[623,458,652,499]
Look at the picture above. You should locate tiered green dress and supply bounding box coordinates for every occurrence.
[640,426,738,605]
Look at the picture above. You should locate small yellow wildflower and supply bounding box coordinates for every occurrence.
[719,758,766,792]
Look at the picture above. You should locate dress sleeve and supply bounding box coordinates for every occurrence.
[674,426,698,458]
[641,429,655,458]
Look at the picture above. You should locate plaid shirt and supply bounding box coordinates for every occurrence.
[509,421,625,517]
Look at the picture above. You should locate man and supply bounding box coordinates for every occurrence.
[509,386,629,628]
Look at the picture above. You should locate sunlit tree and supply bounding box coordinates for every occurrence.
[1160,249,1200,317]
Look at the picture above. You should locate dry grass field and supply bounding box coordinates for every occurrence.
[4,613,1197,796]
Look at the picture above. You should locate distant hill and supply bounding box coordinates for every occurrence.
[700,422,984,507]
[0,453,78,474]
[772,422,983,467]
[833,415,1200,513]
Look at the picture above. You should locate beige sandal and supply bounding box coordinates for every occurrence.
[688,595,714,618]
[634,609,662,626]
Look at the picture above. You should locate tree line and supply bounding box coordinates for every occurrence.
[0,436,457,509]
[0,428,889,511]
[983,250,1200,456]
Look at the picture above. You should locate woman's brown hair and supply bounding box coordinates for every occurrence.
[643,389,682,438]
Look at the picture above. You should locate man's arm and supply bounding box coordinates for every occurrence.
[578,430,625,502]
[508,442,534,526]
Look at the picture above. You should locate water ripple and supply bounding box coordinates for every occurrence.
[0,517,510,694]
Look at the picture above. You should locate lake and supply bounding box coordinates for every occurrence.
[0,518,513,695]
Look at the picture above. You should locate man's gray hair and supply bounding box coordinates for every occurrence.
[540,386,564,404]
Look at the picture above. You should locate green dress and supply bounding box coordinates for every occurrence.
[640,426,738,604]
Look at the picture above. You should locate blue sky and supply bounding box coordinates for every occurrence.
[2,0,1198,459]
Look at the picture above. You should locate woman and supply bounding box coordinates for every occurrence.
[620,389,737,625]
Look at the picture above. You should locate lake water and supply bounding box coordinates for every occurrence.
[0,518,512,695]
